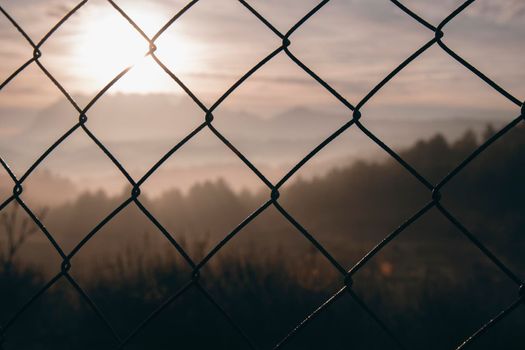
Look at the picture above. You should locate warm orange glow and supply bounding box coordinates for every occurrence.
[71,7,197,94]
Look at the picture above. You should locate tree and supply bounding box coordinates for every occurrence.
[0,202,47,274]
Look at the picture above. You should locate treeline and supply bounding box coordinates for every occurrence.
[33,124,523,271]
[1,125,524,349]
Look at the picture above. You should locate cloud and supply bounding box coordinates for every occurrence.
[1,0,523,112]
[470,0,525,22]
[46,3,75,19]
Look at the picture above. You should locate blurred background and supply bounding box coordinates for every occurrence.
[0,0,524,349]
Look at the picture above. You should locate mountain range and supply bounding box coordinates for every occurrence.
[0,93,513,202]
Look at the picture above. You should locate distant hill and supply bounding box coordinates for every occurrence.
[0,170,78,207]
[0,93,514,195]
[20,123,522,274]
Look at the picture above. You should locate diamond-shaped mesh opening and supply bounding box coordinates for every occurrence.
[196,204,343,347]
[0,264,46,327]
[290,0,430,102]
[137,127,268,251]
[213,54,357,184]
[359,43,518,115]
[18,170,78,208]
[2,277,117,350]
[392,1,466,24]
[441,124,525,273]
[0,166,14,204]
[17,130,130,252]
[285,292,402,350]
[37,0,150,96]
[0,15,33,84]
[124,286,251,349]
[352,208,518,349]
[104,0,186,37]
[357,45,519,182]
[0,199,62,274]
[0,200,62,279]
[465,306,525,350]
[68,204,193,336]
[85,71,203,178]
[243,0,321,32]
[272,126,380,191]
[153,0,278,106]
[0,63,78,176]
[436,2,525,100]
[277,132,430,267]
[0,1,78,41]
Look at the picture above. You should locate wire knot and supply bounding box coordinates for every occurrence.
[12,183,23,197]
[61,260,72,274]
[205,112,214,124]
[344,274,353,289]
[521,102,525,119]
[33,48,42,59]
[435,29,444,40]
[191,269,201,283]
[432,188,442,202]
[352,109,362,122]
[131,186,141,199]
[271,188,280,201]
[282,37,291,48]
[79,113,88,125]
[148,43,157,55]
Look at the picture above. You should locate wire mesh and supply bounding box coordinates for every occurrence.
[0,0,523,349]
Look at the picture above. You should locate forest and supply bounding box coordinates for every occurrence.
[1,124,524,349]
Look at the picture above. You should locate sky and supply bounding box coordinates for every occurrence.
[0,0,524,197]
[1,0,523,111]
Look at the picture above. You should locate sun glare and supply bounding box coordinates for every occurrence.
[72,6,196,94]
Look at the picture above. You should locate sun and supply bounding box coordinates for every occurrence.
[70,5,197,94]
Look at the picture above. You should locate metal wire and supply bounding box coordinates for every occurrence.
[0,0,523,349]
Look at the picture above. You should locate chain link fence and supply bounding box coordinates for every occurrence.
[0,0,524,349]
